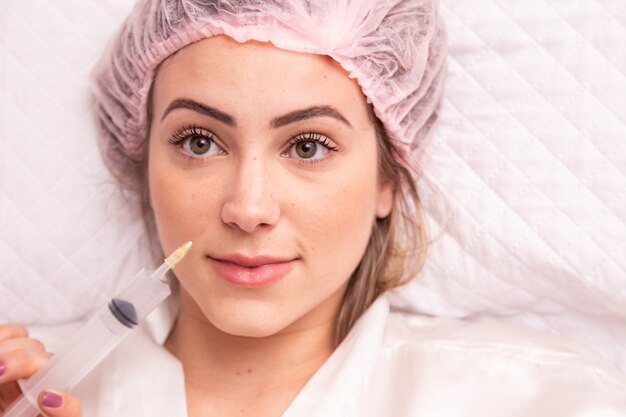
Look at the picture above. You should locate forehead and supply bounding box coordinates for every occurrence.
[152,36,369,124]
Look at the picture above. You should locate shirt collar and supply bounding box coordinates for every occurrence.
[282,296,390,417]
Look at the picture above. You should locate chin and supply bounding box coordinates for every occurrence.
[219,323,285,339]
[202,299,299,339]
[211,315,294,339]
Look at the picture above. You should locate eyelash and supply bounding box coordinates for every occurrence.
[287,131,338,152]
[166,126,338,164]
[167,125,214,146]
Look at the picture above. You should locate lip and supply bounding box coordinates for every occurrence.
[207,254,297,287]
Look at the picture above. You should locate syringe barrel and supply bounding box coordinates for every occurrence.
[3,268,171,417]
[110,267,172,324]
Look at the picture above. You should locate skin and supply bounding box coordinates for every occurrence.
[150,37,392,416]
[0,35,393,417]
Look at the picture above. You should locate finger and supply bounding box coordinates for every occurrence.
[0,324,29,342]
[0,381,23,410]
[38,390,82,417]
[0,348,51,384]
[0,337,47,356]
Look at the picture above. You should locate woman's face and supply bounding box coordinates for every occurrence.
[148,36,393,338]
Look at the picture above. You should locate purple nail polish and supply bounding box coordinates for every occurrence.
[41,391,63,408]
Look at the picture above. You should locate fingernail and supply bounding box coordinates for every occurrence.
[0,362,5,377]
[41,391,63,408]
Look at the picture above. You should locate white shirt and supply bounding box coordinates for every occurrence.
[30,295,626,416]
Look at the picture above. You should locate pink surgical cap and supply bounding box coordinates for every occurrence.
[91,0,447,178]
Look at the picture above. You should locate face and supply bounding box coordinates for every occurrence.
[148,36,393,338]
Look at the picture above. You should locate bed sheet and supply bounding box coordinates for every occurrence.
[1,0,625,372]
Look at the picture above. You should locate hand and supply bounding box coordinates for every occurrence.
[0,324,82,417]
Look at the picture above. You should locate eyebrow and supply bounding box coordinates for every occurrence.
[270,106,352,129]
[161,98,352,129]
[161,98,236,126]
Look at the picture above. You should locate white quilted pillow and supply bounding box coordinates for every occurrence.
[391,0,626,371]
[1,0,625,372]
[0,0,145,322]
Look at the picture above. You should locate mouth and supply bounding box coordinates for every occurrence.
[207,254,298,287]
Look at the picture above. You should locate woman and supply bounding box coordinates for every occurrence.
[1,1,625,416]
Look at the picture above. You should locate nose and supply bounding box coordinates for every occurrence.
[220,156,280,233]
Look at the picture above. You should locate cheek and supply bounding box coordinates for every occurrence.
[148,160,215,254]
[290,161,380,275]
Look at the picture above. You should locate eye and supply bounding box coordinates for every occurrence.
[284,132,338,161]
[168,126,224,158]
[185,135,213,155]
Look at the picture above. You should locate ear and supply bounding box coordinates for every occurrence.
[375,182,394,219]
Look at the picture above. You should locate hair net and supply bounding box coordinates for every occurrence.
[91,0,447,178]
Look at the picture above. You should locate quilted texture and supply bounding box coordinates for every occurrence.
[0,0,148,322]
[1,0,625,374]
[391,0,626,371]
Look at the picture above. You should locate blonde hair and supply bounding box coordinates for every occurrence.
[334,107,427,343]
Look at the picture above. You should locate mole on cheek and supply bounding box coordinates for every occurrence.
[235,369,253,376]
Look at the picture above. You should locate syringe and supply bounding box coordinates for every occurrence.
[3,241,192,417]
